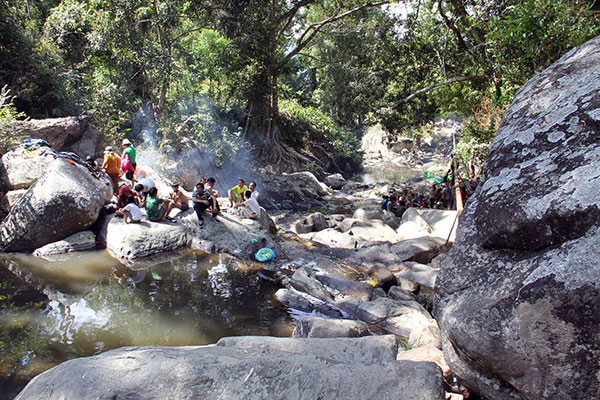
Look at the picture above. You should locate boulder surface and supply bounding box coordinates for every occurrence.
[434,35,600,400]
[0,158,112,252]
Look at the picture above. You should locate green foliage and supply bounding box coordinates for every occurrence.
[280,99,364,170]
[0,86,27,155]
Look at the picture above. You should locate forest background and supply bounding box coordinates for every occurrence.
[1,0,599,175]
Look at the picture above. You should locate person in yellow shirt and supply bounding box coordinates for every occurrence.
[101,146,121,194]
[228,179,248,207]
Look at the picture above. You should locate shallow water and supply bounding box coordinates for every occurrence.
[0,249,293,398]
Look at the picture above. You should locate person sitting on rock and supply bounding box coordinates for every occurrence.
[117,182,140,209]
[192,182,218,225]
[381,195,389,210]
[85,155,98,169]
[228,179,248,207]
[248,181,260,202]
[146,186,175,222]
[134,176,156,207]
[101,146,121,195]
[169,183,189,212]
[233,190,260,219]
[386,188,398,214]
[205,177,221,214]
[115,201,143,224]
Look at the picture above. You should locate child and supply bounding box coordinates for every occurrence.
[233,190,260,219]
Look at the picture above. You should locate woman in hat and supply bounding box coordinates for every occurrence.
[102,146,121,194]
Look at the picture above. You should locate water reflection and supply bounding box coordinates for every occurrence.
[0,249,293,398]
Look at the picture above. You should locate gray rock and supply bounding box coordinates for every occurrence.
[371,286,387,300]
[16,341,444,400]
[393,262,439,291]
[1,147,56,190]
[349,243,403,265]
[356,297,441,348]
[390,236,446,263]
[367,264,397,291]
[261,171,329,205]
[293,212,329,234]
[401,208,433,233]
[274,288,344,317]
[353,207,384,221]
[99,207,278,260]
[33,231,96,258]
[218,335,389,364]
[388,286,416,301]
[292,316,370,339]
[0,158,112,252]
[324,173,347,189]
[15,115,106,157]
[434,36,600,400]
[4,189,27,208]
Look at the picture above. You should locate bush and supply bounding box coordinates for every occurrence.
[0,86,27,156]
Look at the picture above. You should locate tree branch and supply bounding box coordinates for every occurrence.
[394,75,488,106]
[277,1,398,70]
[277,0,315,42]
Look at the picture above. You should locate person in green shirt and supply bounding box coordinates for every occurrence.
[121,138,137,184]
[145,187,175,222]
[228,179,248,207]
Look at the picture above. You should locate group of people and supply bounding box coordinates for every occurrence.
[96,138,262,225]
[382,179,478,217]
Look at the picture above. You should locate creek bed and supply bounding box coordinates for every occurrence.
[0,249,293,398]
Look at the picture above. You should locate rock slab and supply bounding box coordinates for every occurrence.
[16,337,445,400]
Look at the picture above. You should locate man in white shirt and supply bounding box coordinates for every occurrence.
[249,181,259,202]
[233,190,260,219]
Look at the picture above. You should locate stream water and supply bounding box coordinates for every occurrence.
[0,249,293,398]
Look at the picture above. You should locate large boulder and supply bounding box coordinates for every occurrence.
[324,173,346,189]
[292,316,370,338]
[0,158,112,252]
[16,337,445,400]
[434,36,600,400]
[98,207,278,260]
[15,115,106,157]
[259,171,329,209]
[1,147,56,190]
[33,231,97,259]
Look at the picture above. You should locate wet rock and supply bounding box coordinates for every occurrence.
[289,266,373,304]
[1,147,55,190]
[0,158,112,252]
[292,316,370,338]
[355,297,441,348]
[393,262,439,291]
[274,288,344,317]
[33,231,96,258]
[434,35,600,400]
[324,173,347,189]
[17,339,444,400]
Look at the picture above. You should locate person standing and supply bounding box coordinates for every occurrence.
[101,146,121,194]
[121,138,137,185]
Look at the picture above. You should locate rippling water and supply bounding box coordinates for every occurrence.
[0,249,293,398]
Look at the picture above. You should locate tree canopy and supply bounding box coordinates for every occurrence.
[1,0,599,172]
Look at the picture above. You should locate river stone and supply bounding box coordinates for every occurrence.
[293,212,329,234]
[16,344,444,400]
[393,262,439,291]
[434,36,600,400]
[367,264,397,291]
[260,171,328,205]
[217,335,393,364]
[356,297,441,348]
[401,208,433,233]
[353,207,384,221]
[1,147,56,190]
[390,236,446,263]
[324,173,346,189]
[388,286,416,301]
[300,228,357,248]
[274,288,344,317]
[0,158,112,252]
[33,231,96,258]
[349,243,402,265]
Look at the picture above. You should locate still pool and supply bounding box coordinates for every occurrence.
[0,249,293,398]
